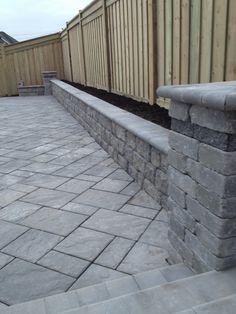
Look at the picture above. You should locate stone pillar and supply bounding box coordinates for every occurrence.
[42,71,57,95]
[157,82,236,272]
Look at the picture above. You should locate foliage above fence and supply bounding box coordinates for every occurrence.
[0,33,64,96]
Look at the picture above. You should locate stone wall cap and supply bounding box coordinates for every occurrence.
[157,81,236,111]
[42,71,57,74]
[52,79,169,154]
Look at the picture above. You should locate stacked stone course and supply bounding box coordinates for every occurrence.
[52,80,169,209]
[158,82,236,272]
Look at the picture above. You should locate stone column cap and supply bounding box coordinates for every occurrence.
[157,81,236,111]
[42,71,57,74]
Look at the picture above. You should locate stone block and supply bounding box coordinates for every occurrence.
[160,153,168,172]
[136,138,151,161]
[168,148,187,174]
[133,152,146,173]
[190,105,236,134]
[168,183,186,208]
[124,146,133,163]
[196,223,236,258]
[168,166,197,198]
[171,119,194,137]
[155,169,168,194]
[186,196,236,239]
[127,131,136,149]
[143,179,161,203]
[168,198,196,234]
[199,143,236,175]
[169,215,185,240]
[193,124,230,151]
[168,229,193,267]
[150,147,161,167]
[185,230,236,270]
[115,125,126,141]
[117,154,128,170]
[187,159,236,198]
[169,131,199,160]
[169,101,190,121]
[144,162,156,184]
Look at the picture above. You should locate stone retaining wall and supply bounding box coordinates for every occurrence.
[158,81,236,272]
[18,85,45,96]
[51,80,169,209]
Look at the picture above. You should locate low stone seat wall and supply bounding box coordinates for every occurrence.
[18,85,45,96]
[51,79,169,209]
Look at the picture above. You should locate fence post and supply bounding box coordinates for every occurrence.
[66,23,74,82]
[1,44,8,96]
[102,0,111,92]
[148,0,157,105]
[79,11,87,86]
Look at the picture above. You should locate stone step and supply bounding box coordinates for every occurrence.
[176,294,236,314]
[60,267,236,314]
[0,264,193,314]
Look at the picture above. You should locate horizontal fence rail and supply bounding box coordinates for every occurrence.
[0,33,64,96]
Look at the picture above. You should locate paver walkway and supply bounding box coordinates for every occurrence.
[0,96,172,306]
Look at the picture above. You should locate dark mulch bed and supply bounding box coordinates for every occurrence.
[63,81,171,129]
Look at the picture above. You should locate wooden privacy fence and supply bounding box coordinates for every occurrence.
[0,33,64,96]
[62,0,236,107]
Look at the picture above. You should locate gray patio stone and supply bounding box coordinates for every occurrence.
[76,174,102,182]
[0,174,23,190]
[70,264,126,290]
[0,302,7,309]
[0,252,14,270]
[9,183,37,193]
[57,179,95,194]
[21,188,76,208]
[129,190,161,210]
[22,173,69,189]
[38,251,90,278]
[156,209,169,223]
[73,189,130,211]
[84,164,116,177]
[21,207,86,236]
[0,220,28,249]
[0,259,74,305]
[62,202,98,216]
[2,229,63,262]
[55,227,114,261]
[0,159,31,174]
[0,201,41,222]
[82,209,150,240]
[119,204,158,219]
[120,181,141,196]
[32,153,58,163]
[139,220,170,250]
[118,242,169,274]
[93,178,130,193]
[95,237,134,269]
[0,189,25,207]
[108,169,133,181]
[21,162,63,174]
[10,170,35,178]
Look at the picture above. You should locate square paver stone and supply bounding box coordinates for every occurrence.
[55,227,114,261]
[0,252,14,269]
[118,242,169,274]
[0,201,41,222]
[0,259,75,305]
[38,251,90,278]
[139,220,170,250]
[129,190,161,210]
[22,173,69,189]
[0,220,28,249]
[57,179,95,194]
[119,204,158,219]
[0,189,25,207]
[2,229,63,263]
[62,202,98,216]
[82,209,150,240]
[93,178,130,193]
[70,264,126,290]
[95,237,134,269]
[21,207,87,236]
[73,189,130,211]
[21,188,76,208]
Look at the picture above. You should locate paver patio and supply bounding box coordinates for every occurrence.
[0,96,171,306]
